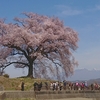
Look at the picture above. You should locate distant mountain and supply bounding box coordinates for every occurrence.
[87,78,100,85]
[67,68,100,81]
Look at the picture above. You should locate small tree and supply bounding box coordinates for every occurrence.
[0,12,78,79]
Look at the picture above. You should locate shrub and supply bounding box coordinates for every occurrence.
[3,74,9,78]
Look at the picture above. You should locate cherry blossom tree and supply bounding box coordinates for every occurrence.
[0,12,78,79]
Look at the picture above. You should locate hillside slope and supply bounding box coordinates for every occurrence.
[0,76,50,90]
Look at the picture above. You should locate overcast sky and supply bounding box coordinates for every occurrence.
[0,0,100,78]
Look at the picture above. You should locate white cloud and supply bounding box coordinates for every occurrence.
[55,5,83,16]
[87,5,100,12]
[61,9,82,16]
[55,4,100,17]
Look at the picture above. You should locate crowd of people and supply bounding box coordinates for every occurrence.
[33,80,100,91]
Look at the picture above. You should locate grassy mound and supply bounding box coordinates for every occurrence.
[0,76,51,91]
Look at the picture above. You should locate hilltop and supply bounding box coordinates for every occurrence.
[0,76,51,91]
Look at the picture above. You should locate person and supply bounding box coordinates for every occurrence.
[59,82,63,91]
[45,82,48,90]
[21,82,24,91]
[75,81,79,90]
[63,80,67,90]
[34,81,38,91]
[91,83,94,90]
[38,82,42,91]
[50,82,53,90]
[84,81,88,90]
[53,82,56,91]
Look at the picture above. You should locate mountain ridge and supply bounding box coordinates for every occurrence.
[67,68,100,81]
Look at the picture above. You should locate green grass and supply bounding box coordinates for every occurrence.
[0,76,53,91]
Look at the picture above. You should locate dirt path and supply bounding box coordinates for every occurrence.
[46,98,95,100]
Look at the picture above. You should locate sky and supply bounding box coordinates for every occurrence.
[0,0,100,78]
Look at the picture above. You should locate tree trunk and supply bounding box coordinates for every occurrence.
[27,63,33,78]
[27,57,36,78]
